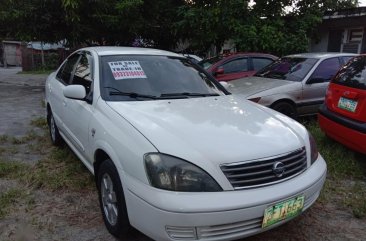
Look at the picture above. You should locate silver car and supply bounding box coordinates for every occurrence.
[227,53,357,118]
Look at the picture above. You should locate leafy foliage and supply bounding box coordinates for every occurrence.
[0,0,359,54]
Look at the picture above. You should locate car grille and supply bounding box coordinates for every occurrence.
[221,147,307,189]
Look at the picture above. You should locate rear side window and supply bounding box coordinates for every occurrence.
[333,56,366,90]
[252,57,273,71]
[221,58,248,73]
[310,57,341,82]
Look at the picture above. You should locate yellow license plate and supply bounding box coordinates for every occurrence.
[262,195,305,228]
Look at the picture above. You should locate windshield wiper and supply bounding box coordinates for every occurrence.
[160,92,220,98]
[104,86,158,100]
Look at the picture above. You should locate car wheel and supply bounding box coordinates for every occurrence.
[271,102,298,119]
[48,112,62,146]
[97,159,131,238]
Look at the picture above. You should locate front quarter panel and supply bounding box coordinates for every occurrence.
[90,99,158,184]
[250,82,303,107]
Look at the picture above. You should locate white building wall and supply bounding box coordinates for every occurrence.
[310,31,329,52]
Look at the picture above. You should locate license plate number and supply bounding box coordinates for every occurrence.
[338,97,358,113]
[262,195,305,228]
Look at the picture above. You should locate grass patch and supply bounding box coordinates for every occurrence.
[17,69,54,75]
[1,146,93,191]
[304,120,365,179]
[0,160,29,179]
[10,136,26,145]
[0,147,6,155]
[30,117,48,129]
[0,135,9,144]
[0,188,27,217]
[22,147,94,191]
[303,118,366,218]
[345,181,366,218]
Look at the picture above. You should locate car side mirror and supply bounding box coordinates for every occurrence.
[63,85,86,100]
[215,67,224,76]
[307,77,326,84]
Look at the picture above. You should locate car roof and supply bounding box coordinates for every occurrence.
[80,46,182,57]
[285,52,358,59]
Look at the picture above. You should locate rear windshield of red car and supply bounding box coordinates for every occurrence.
[332,56,366,90]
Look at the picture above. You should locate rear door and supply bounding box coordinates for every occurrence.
[326,56,366,122]
[215,57,250,81]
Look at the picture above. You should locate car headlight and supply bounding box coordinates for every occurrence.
[309,132,319,164]
[144,153,222,192]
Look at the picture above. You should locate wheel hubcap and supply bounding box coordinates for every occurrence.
[101,173,118,225]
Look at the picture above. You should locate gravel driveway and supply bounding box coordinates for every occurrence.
[0,67,365,241]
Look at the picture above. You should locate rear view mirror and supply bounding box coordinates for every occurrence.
[63,85,86,100]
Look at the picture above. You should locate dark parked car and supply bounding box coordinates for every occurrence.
[319,55,366,154]
[198,53,278,82]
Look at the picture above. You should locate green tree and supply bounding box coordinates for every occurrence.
[232,0,358,56]
[176,0,250,54]
[0,0,360,56]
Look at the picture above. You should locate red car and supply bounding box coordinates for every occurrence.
[318,55,366,154]
[198,53,278,82]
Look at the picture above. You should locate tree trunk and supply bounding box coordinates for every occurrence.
[41,41,45,67]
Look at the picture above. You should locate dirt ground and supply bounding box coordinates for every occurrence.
[0,67,365,241]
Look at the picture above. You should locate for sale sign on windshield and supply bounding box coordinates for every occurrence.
[108,61,147,80]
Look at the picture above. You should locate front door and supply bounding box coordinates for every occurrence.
[62,52,94,158]
[300,57,341,115]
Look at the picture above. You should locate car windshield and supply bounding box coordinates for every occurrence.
[333,56,366,90]
[100,55,225,101]
[254,57,318,82]
[198,56,223,69]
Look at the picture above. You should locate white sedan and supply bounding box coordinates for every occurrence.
[45,47,327,241]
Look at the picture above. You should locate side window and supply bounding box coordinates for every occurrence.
[221,58,248,74]
[341,56,354,65]
[252,57,274,71]
[56,54,80,85]
[310,57,341,82]
[71,53,93,96]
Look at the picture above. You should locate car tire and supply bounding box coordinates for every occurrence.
[97,159,131,238]
[48,111,63,146]
[271,102,298,119]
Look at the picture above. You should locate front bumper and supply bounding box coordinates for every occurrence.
[123,156,327,241]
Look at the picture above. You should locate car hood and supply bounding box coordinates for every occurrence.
[106,95,305,166]
[228,76,293,97]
